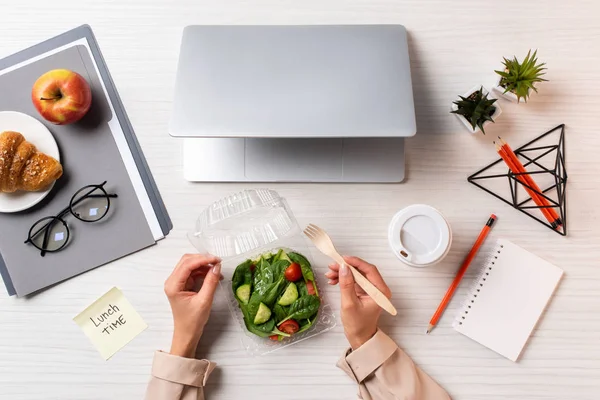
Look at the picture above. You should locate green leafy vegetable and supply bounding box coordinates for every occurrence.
[232,260,253,291]
[246,292,262,321]
[262,276,287,307]
[254,258,274,295]
[296,280,309,297]
[279,295,320,325]
[238,300,272,338]
[298,317,315,334]
[249,318,275,336]
[271,259,291,279]
[273,304,288,323]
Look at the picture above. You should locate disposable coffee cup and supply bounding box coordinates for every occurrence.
[388,204,452,268]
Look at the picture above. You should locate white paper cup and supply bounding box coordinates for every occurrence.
[388,204,452,268]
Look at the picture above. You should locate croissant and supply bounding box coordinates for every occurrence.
[0,131,63,193]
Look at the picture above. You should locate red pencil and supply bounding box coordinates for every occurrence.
[498,137,562,227]
[426,214,497,334]
[495,143,557,227]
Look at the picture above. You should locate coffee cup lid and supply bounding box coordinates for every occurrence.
[388,204,452,267]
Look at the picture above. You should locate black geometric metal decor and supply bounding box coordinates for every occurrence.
[468,124,567,236]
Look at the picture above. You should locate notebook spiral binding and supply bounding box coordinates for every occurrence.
[453,241,504,328]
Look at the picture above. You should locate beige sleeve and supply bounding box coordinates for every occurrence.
[144,351,216,400]
[337,330,451,400]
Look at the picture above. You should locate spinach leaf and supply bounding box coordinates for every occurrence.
[254,258,274,295]
[271,259,291,279]
[252,318,275,333]
[289,252,315,282]
[232,260,253,291]
[262,276,287,307]
[273,304,288,323]
[243,318,273,338]
[247,275,286,321]
[246,291,263,321]
[296,280,309,297]
[298,317,315,334]
[238,300,275,337]
[300,318,311,328]
[280,295,320,324]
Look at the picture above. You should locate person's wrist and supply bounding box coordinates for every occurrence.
[170,329,202,358]
[346,327,377,350]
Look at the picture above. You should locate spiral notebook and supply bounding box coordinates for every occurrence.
[453,239,564,361]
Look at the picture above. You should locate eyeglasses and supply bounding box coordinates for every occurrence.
[25,181,118,256]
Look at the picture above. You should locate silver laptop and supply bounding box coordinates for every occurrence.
[170,25,416,182]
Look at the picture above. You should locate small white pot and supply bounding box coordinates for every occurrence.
[451,85,502,135]
[492,77,519,102]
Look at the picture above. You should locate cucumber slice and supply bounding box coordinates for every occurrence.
[278,282,299,306]
[254,302,272,325]
[235,284,251,305]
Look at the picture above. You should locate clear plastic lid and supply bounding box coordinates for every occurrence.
[188,189,336,356]
[188,189,299,259]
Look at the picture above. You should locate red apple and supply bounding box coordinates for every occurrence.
[31,69,92,125]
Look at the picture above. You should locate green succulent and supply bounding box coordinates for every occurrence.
[495,49,547,103]
[451,87,497,134]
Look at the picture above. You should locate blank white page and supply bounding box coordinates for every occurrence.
[453,239,564,361]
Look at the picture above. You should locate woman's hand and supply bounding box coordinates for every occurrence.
[164,254,222,358]
[325,256,392,350]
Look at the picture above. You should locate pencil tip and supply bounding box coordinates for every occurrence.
[426,324,434,334]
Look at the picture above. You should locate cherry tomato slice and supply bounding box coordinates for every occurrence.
[284,263,303,282]
[279,319,300,334]
[269,335,280,341]
[306,280,316,296]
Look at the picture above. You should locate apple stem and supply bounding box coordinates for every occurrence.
[40,97,60,101]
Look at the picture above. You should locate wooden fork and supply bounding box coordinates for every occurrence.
[303,224,397,316]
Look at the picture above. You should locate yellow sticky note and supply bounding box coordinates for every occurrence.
[74,287,148,360]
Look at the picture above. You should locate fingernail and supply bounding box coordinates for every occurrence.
[340,263,349,276]
[212,263,221,275]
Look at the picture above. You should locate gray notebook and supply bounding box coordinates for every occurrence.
[0,26,172,296]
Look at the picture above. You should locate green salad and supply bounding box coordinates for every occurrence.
[232,249,321,341]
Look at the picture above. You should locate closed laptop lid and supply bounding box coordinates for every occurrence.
[170,25,416,138]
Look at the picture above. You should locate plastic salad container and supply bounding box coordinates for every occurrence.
[188,189,336,356]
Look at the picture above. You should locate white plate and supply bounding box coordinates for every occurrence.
[0,111,60,213]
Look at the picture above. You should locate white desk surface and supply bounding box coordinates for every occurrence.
[1,1,599,399]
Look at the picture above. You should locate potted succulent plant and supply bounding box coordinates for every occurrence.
[451,86,501,135]
[492,49,547,103]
